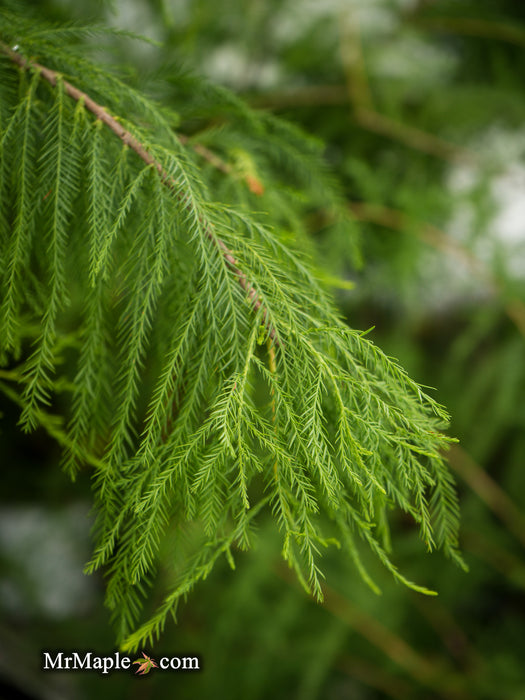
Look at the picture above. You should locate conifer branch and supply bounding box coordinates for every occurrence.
[0,42,279,344]
[0,23,465,648]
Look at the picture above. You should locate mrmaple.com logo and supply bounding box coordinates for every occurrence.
[42,650,200,675]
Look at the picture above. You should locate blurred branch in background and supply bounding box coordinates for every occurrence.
[277,564,475,700]
[248,84,349,110]
[410,594,480,670]
[448,445,525,549]
[350,108,471,163]
[338,4,472,163]
[339,6,374,112]
[412,17,525,49]
[250,9,473,163]
[336,655,413,700]
[347,201,525,339]
[463,531,525,590]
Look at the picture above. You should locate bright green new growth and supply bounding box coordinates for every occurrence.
[0,12,464,651]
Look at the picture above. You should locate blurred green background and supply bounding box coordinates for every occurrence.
[1,0,525,698]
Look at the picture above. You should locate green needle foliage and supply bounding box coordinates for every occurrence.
[0,10,464,650]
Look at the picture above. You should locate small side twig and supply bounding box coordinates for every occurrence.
[178,134,265,195]
[178,134,232,175]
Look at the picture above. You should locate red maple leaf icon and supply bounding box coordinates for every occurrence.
[132,652,158,675]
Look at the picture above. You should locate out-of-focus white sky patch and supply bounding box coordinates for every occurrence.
[0,503,95,619]
[491,165,525,246]
[274,0,394,46]
[399,125,525,313]
[203,44,282,89]
[105,0,161,50]
[371,33,457,87]
[448,127,525,280]
[157,0,192,26]
[104,0,448,91]
[418,248,493,314]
